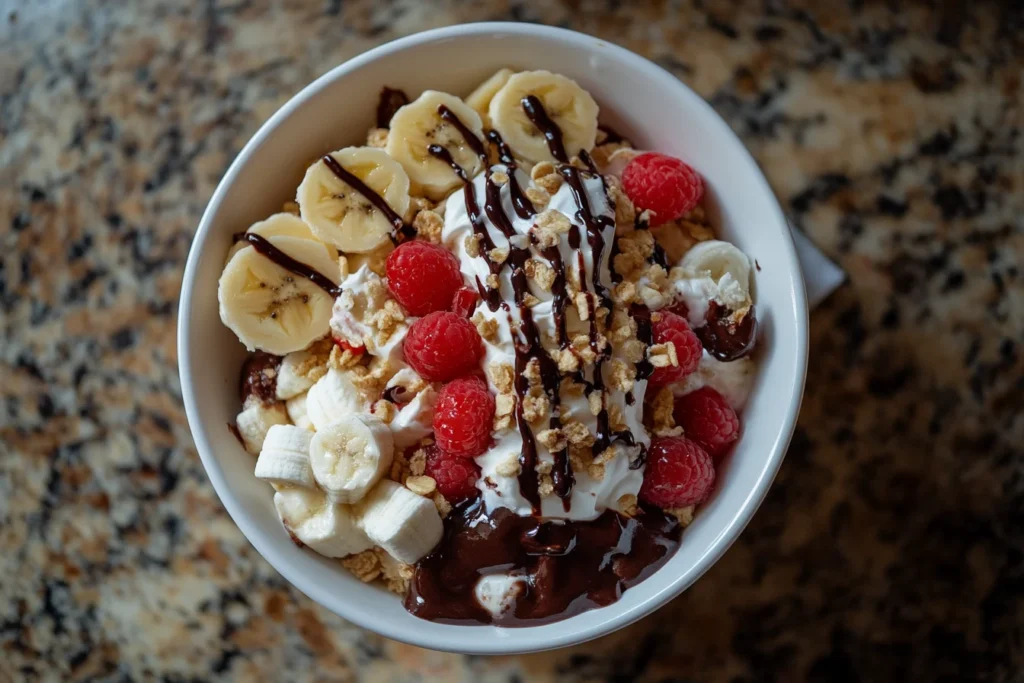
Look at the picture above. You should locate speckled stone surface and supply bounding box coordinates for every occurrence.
[2,0,1022,680]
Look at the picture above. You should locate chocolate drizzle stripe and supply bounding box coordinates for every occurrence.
[521,94,569,163]
[234,232,341,297]
[320,154,415,241]
[487,130,535,219]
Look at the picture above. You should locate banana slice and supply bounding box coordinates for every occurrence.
[355,479,443,564]
[285,391,313,431]
[227,213,338,263]
[466,68,515,127]
[274,487,372,558]
[255,424,316,489]
[678,240,752,306]
[489,70,599,164]
[386,90,485,200]
[275,348,320,400]
[236,399,289,455]
[297,147,411,254]
[218,236,339,355]
[309,414,394,504]
[305,369,371,432]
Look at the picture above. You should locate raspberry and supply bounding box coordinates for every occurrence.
[673,387,740,459]
[403,311,483,382]
[639,436,715,508]
[386,240,464,316]
[648,311,702,388]
[450,286,480,318]
[621,152,703,226]
[432,377,495,458]
[425,445,481,501]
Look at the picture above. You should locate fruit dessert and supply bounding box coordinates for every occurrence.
[218,69,758,625]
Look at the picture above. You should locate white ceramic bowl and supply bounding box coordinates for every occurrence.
[178,22,808,654]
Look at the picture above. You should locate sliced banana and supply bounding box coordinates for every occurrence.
[297,147,411,254]
[309,414,394,504]
[386,90,485,200]
[275,348,319,400]
[274,487,372,558]
[255,424,316,489]
[227,212,338,263]
[305,368,371,432]
[678,240,752,307]
[466,68,515,128]
[489,70,599,164]
[285,391,313,431]
[219,236,339,355]
[355,479,443,564]
[236,399,289,455]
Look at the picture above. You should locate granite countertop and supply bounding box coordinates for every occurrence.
[2,1,1022,680]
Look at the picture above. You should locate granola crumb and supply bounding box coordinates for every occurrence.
[372,399,397,424]
[495,456,521,477]
[412,209,444,243]
[651,386,676,433]
[536,427,567,452]
[432,492,452,518]
[525,187,550,211]
[341,550,381,583]
[490,170,510,186]
[525,258,556,291]
[471,311,499,342]
[408,448,427,476]
[487,363,515,393]
[405,475,437,496]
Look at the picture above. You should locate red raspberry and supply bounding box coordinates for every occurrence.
[648,311,702,388]
[424,445,481,501]
[639,436,715,508]
[403,311,483,382]
[450,286,480,318]
[674,387,740,459]
[386,240,464,316]
[432,377,495,458]
[621,152,703,226]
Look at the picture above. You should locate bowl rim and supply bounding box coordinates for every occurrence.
[177,21,809,654]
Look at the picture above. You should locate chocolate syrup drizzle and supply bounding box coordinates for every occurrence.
[234,232,342,297]
[320,153,416,242]
[406,499,681,626]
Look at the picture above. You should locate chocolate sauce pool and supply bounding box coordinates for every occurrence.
[406,498,681,626]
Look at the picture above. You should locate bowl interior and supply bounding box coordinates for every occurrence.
[179,23,807,654]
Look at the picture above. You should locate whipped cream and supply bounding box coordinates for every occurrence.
[442,166,646,521]
[670,272,749,329]
[474,573,526,617]
[673,351,756,411]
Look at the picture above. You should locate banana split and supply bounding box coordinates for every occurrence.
[218,69,758,625]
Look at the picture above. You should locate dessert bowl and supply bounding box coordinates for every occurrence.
[177,22,808,654]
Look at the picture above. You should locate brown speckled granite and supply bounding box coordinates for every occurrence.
[2,1,1023,680]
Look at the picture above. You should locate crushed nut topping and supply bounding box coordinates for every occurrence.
[525,187,550,211]
[405,475,437,496]
[495,456,521,478]
[525,258,556,291]
[342,550,381,583]
[413,209,444,243]
[649,342,679,368]
[650,387,676,434]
